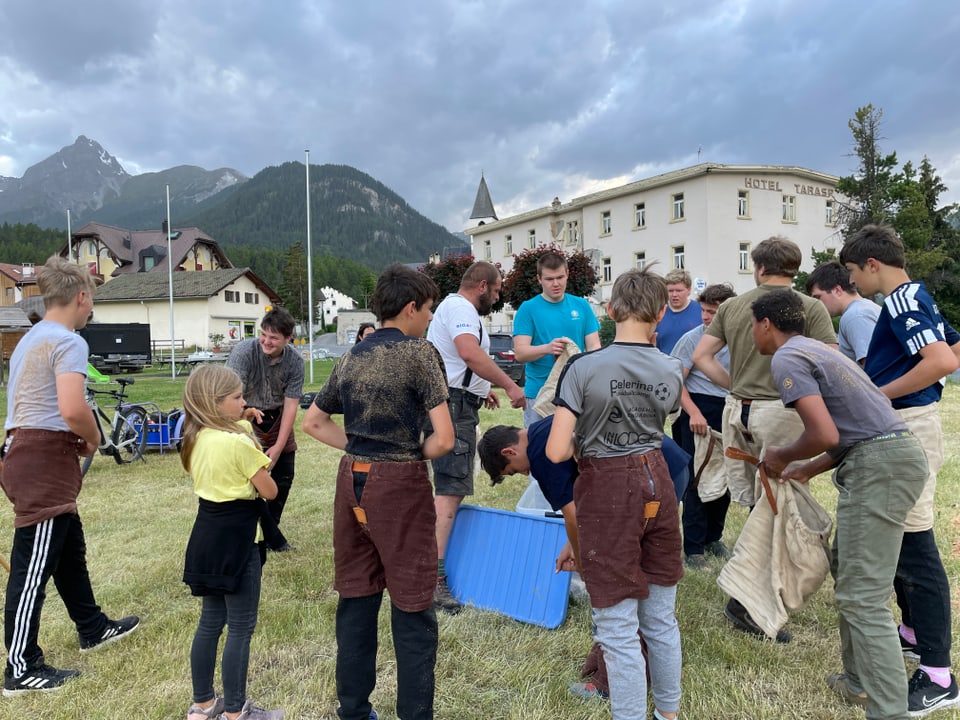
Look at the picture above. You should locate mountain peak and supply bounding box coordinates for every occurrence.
[0,137,131,225]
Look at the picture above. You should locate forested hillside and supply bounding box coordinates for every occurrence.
[0,223,65,263]
[182,162,462,270]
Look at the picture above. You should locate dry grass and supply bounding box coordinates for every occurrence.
[0,376,958,719]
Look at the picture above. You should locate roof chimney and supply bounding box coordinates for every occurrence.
[162,219,169,235]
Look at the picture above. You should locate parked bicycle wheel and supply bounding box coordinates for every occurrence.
[112,405,149,464]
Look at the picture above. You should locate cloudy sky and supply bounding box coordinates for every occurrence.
[1,0,958,232]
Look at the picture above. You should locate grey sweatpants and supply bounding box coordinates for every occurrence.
[593,584,681,720]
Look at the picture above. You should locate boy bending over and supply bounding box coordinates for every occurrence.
[755,289,929,720]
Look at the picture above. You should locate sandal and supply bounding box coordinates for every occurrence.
[187,695,225,720]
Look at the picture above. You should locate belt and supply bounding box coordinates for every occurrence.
[733,398,752,405]
[351,461,372,473]
[859,430,913,446]
[448,387,485,408]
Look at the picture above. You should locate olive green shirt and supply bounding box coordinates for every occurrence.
[705,284,837,400]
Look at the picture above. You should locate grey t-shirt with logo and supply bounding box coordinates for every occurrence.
[554,343,683,458]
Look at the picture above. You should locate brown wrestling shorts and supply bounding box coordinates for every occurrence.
[575,450,683,608]
[333,455,438,612]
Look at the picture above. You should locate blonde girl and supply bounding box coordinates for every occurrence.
[181,365,284,720]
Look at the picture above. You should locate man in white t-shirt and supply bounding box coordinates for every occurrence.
[426,261,526,613]
[805,260,880,365]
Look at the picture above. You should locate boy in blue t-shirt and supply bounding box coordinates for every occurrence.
[512,252,601,410]
[840,224,960,716]
[546,267,683,720]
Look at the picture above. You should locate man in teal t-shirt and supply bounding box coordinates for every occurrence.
[513,252,601,425]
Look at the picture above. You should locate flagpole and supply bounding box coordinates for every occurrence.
[305,149,314,384]
[166,185,176,381]
[66,209,72,263]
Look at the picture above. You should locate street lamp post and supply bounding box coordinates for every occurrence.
[305,149,314,383]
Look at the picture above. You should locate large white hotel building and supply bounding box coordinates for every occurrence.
[464,163,844,330]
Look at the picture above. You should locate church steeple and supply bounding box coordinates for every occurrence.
[469,173,498,223]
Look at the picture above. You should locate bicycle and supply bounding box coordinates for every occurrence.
[81,377,150,476]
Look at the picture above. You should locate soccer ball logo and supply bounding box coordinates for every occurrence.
[654,383,671,401]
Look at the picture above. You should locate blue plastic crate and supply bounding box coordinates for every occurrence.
[445,504,571,629]
[136,411,184,450]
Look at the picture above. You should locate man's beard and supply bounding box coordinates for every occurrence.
[477,290,495,316]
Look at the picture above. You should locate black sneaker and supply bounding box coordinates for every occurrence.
[723,598,791,643]
[2,664,80,696]
[907,669,960,717]
[433,576,463,615]
[705,540,731,560]
[79,615,140,652]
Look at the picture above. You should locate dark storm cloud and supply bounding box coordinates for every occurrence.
[1,0,958,232]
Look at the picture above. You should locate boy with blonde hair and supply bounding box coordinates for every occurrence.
[3,257,139,696]
[547,267,683,720]
[656,269,700,354]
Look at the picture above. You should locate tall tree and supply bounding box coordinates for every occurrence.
[835,104,960,325]
[836,104,901,233]
[278,242,317,327]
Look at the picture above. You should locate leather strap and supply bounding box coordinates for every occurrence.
[692,431,717,489]
[724,446,778,515]
[461,323,483,390]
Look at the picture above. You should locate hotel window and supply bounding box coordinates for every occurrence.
[671,193,685,221]
[739,243,751,272]
[505,234,513,255]
[565,221,580,246]
[738,190,750,218]
[634,202,646,229]
[224,290,240,303]
[672,245,686,269]
[245,292,259,304]
[601,257,612,283]
[825,200,836,226]
[782,195,797,222]
[483,239,491,260]
[634,251,646,270]
[600,210,612,235]
[528,229,536,248]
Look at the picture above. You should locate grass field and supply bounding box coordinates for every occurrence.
[0,371,958,719]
